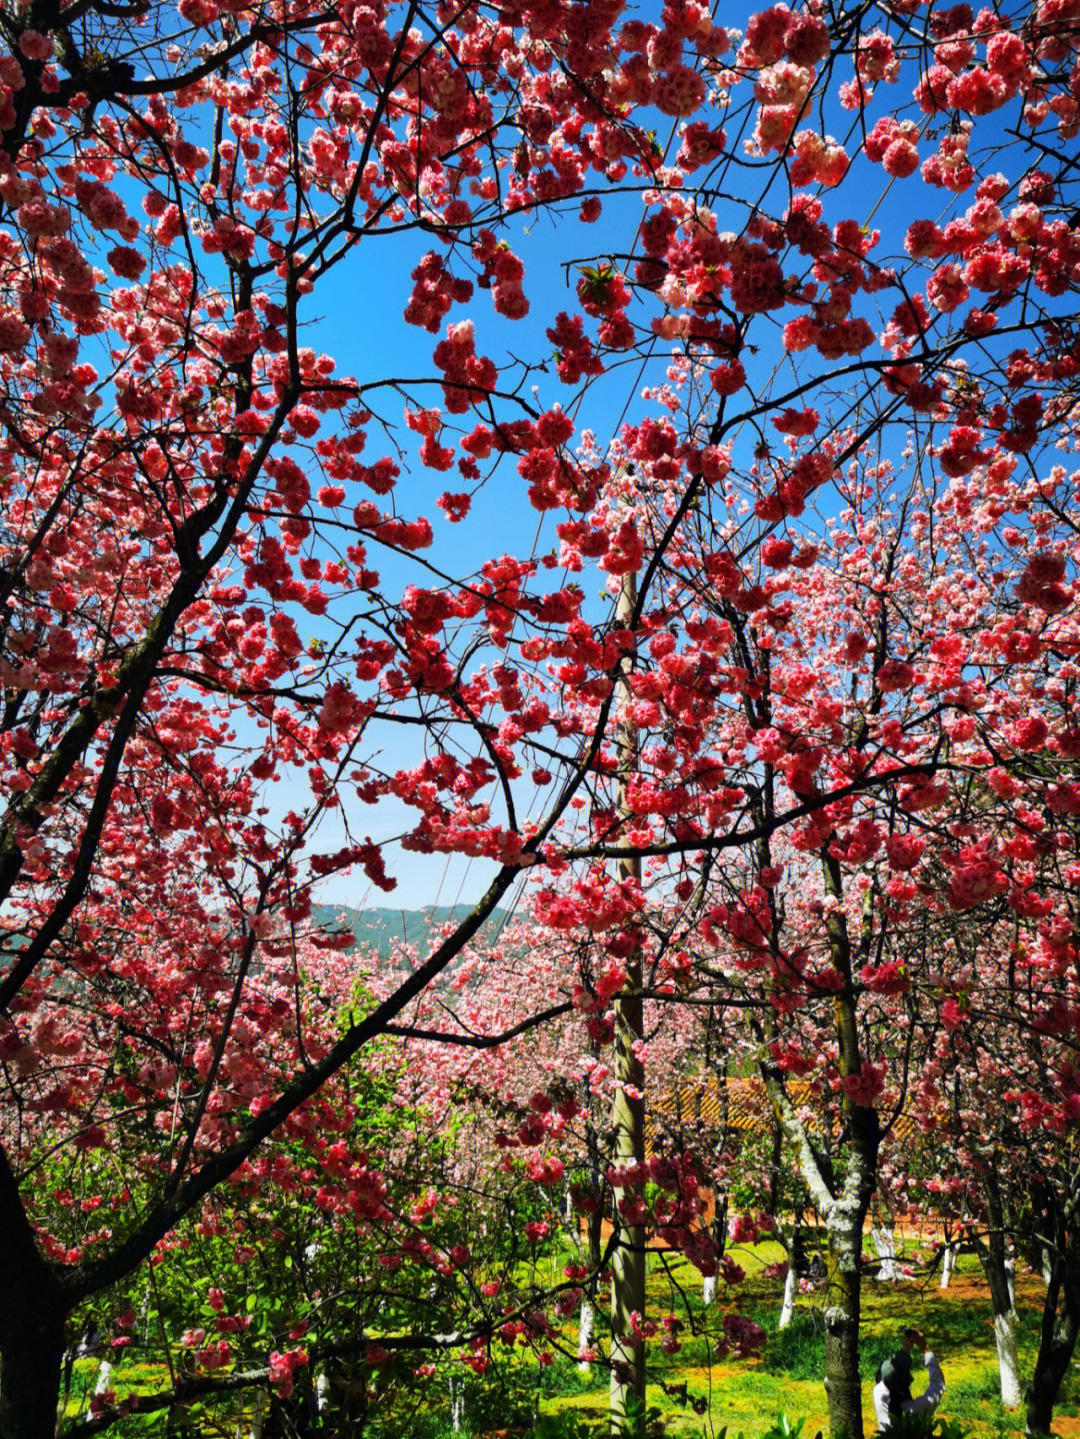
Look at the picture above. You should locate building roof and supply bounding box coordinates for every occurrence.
[646,1075,917,1152]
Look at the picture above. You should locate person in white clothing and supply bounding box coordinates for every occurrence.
[872,1328,946,1432]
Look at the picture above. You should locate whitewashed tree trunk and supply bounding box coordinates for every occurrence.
[872,1226,900,1282]
[779,1263,797,1329]
[139,1280,152,1346]
[940,1244,956,1289]
[702,1274,716,1307]
[578,1298,595,1370]
[249,1390,268,1439]
[94,1362,112,1397]
[315,1371,330,1412]
[995,1309,1022,1409]
[450,1375,465,1433]
[1042,1245,1053,1287]
[1006,1257,1016,1310]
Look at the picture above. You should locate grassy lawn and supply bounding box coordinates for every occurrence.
[61,1241,1080,1438]
[539,1242,1077,1439]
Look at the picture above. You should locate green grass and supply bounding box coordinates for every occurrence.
[61,1247,1080,1439]
[537,1247,1078,1439]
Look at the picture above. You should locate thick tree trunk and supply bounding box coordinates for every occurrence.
[823,1211,865,1439]
[995,1312,1022,1411]
[979,1171,1022,1410]
[0,1144,69,1439]
[249,1390,269,1439]
[0,1324,66,1439]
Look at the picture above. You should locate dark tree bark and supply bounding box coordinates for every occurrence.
[609,556,645,1439]
[0,1147,69,1439]
[1025,1210,1080,1436]
[0,1326,66,1439]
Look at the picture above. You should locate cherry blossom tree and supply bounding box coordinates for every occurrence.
[2,2,1080,1439]
[595,344,1080,1434]
[901,836,1080,1435]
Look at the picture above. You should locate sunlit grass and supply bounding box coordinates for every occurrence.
[538,1244,1079,1439]
[62,1242,1080,1438]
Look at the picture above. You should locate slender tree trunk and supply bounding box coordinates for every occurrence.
[449,1374,463,1434]
[779,1261,797,1330]
[57,1348,75,1435]
[749,709,879,1439]
[817,862,878,1439]
[578,1299,596,1367]
[580,1143,605,1371]
[767,1122,783,1220]
[940,1243,956,1289]
[1041,1248,1053,1288]
[1027,1330,1076,1435]
[1026,1223,1080,1436]
[315,1372,330,1413]
[609,968,645,1438]
[609,540,645,1439]
[823,1207,866,1439]
[704,1194,727,1307]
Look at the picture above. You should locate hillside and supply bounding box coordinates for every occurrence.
[309,903,512,959]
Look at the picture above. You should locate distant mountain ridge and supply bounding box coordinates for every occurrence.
[309,903,512,959]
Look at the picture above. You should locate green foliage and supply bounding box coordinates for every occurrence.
[757,1413,808,1439]
[934,1420,973,1439]
[715,1414,812,1439]
[752,1308,903,1385]
[881,1412,972,1439]
[758,1317,824,1381]
[532,1410,602,1438]
[623,1390,677,1438]
[540,1354,606,1398]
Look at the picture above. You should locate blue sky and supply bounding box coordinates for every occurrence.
[92,11,1056,917]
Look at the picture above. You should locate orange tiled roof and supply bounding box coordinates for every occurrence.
[647,1075,916,1150]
